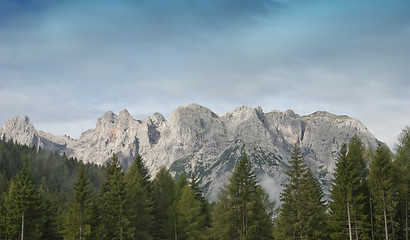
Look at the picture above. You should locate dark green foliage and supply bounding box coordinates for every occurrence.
[212,153,273,240]
[151,167,177,240]
[98,155,128,240]
[370,143,397,240]
[0,139,104,207]
[274,145,328,239]
[175,185,205,240]
[189,173,211,228]
[124,155,153,239]
[62,164,93,240]
[0,191,6,239]
[189,173,201,200]
[347,135,371,240]
[301,169,329,239]
[328,144,350,240]
[329,135,371,240]
[6,157,42,239]
[176,173,189,198]
[1,128,409,240]
[0,171,8,238]
[133,154,152,193]
[394,127,410,240]
[38,187,61,240]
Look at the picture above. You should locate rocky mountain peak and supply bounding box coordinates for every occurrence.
[168,104,218,129]
[5,115,32,127]
[0,115,37,146]
[16,115,31,124]
[0,104,379,199]
[118,109,132,119]
[145,112,166,127]
[305,111,338,119]
[172,103,215,117]
[98,111,117,125]
[284,109,297,117]
[222,105,256,121]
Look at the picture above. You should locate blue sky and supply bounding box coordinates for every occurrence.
[1,0,409,147]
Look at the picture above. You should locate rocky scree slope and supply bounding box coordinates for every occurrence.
[0,104,379,199]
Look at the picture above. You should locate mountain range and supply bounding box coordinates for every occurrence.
[0,103,379,200]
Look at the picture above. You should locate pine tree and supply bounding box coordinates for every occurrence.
[212,153,273,240]
[301,168,329,239]
[189,173,211,228]
[62,164,93,240]
[151,166,176,240]
[133,154,152,193]
[124,156,153,240]
[176,173,188,198]
[175,185,205,240]
[98,154,128,240]
[329,135,371,240]
[329,143,351,240]
[88,197,104,240]
[275,145,308,239]
[369,143,397,240]
[275,144,328,239]
[37,187,61,240]
[394,127,410,240]
[0,191,7,239]
[211,187,236,239]
[348,135,371,240]
[6,157,42,240]
[189,173,202,201]
[0,171,7,238]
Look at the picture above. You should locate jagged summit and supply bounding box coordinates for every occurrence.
[0,104,379,198]
[171,103,217,119]
[118,109,132,119]
[4,115,32,128]
[1,115,37,146]
[97,111,117,126]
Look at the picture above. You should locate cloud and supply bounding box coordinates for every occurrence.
[259,174,283,204]
[0,0,409,146]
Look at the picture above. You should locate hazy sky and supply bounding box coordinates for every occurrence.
[1,0,409,147]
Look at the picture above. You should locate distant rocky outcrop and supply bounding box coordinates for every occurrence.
[0,104,379,200]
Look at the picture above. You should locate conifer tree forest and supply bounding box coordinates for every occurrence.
[0,127,409,240]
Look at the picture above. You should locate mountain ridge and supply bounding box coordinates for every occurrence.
[0,104,379,199]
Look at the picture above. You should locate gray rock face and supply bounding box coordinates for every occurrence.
[0,103,379,200]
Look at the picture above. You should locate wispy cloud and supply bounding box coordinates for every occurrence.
[0,0,409,145]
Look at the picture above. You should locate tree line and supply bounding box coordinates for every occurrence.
[0,127,409,240]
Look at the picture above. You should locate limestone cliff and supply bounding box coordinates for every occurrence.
[0,104,379,199]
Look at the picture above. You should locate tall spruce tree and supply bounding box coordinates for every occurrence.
[369,143,397,240]
[37,187,61,240]
[212,153,273,240]
[6,157,42,240]
[151,167,177,240]
[329,135,371,240]
[394,127,410,240]
[0,172,7,239]
[175,185,205,240]
[189,173,211,228]
[189,173,202,201]
[62,164,93,240]
[301,168,329,239]
[98,154,128,240]
[329,143,351,240]
[133,154,152,193]
[0,191,6,239]
[348,135,371,240]
[176,173,188,198]
[274,144,328,240]
[124,155,153,240]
